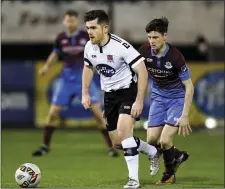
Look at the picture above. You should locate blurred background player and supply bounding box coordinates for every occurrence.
[82,10,159,188]
[139,17,194,184]
[32,10,118,158]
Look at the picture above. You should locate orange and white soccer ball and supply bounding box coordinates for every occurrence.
[15,163,41,188]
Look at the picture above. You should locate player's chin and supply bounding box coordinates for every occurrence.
[151,46,158,50]
[90,38,97,44]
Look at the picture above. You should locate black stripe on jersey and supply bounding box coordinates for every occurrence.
[84,58,93,66]
[129,55,143,66]
[111,36,122,43]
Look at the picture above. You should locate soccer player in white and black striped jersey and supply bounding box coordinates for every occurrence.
[81,10,159,188]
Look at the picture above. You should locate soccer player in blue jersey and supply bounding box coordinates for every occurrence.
[139,17,194,184]
[32,10,118,157]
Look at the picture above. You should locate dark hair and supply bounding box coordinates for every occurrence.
[84,10,109,24]
[145,17,169,34]
[64,10,78,17]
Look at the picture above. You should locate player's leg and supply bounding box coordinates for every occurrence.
[87,81,118,157]
[156,125,178,184]
[165,98,189,172]
[117,113,157,188]
[118,97,158,188]
[32,79,70,157]
[147,96,166,176]
[147,96,186,176]
[156,97,189,184]
[91,102,119,157]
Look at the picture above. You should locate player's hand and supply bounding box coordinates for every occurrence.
[175,115,192,137]
[82,94,91,109]
[131,99,143,118]
[39,65,49,76]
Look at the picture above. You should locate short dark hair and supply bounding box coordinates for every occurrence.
[64,10,78,17]
[84,10,109,24]
[145,17,169,34]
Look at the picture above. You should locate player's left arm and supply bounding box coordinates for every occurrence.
[181,78,194,117]
[174,51,194,136]
[121,41,147,118]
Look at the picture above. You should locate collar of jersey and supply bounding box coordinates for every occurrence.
[65,28,81,37]
[151,43,169,58]
[98,33,111,48]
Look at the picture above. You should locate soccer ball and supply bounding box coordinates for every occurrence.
[15,163,41,188]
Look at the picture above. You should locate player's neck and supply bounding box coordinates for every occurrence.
[99,33,110,46]
[155,43,167,57]
[67,28,78,36]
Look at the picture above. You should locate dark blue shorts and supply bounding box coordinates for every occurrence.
[148,96,184,127]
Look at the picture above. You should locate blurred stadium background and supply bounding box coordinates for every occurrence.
[1,0,224,188]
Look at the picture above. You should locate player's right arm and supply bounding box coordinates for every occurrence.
[39,36,60,76]
[82,43,94,109]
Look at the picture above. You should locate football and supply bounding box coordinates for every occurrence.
[15,163,41,188]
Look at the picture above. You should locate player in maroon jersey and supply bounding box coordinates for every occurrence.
[32,10,118,158]
[139,17,194,184]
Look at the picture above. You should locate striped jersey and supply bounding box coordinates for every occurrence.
[84,33,145,92]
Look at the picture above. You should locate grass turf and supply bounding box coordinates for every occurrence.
[1,129,224,188]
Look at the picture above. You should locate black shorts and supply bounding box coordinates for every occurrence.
[103,84,140,131]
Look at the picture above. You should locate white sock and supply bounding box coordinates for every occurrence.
[121,137,139,182]
[138,139,157,157]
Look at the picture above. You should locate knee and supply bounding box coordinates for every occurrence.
[159,137,172,149]
[47,110,60,124]
[147,136,159,145]
[113,143,122,150]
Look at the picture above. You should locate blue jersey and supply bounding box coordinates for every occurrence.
[139,43,191,98]
[53,29,89,82]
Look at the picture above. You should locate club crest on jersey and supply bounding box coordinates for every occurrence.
[107,55,114,62]
[165,61,173,69]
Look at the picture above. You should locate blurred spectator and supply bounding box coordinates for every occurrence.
[120,29,133,42]
[194,34,210,62]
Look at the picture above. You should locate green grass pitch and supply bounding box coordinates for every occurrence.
[1,129,224,188]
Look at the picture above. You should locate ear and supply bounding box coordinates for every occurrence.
[103,24,109,34]
[163,33,168,41]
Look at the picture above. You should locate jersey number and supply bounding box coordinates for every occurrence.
[122,42,130,49]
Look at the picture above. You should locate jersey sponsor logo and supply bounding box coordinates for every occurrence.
[165,61,173,69]
[194,70,224,118]
[61,39,68,44]
[147,67,173,76]
[62,46,84,55]
[96,64,116,77]
[92,55,97,58]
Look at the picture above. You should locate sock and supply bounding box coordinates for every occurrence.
[174,147,183,159]
[43,126,55,147]
[154,144,163,154]
[100,128,113,148]
[163,146,175,174]
[122,137,139,181]
[134,136,157,157]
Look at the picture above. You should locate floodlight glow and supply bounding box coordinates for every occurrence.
[205,117,218,129]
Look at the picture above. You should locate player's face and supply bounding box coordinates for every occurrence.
[63,15,78,33]
[147,31,168,50]
[86,18,108,44]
